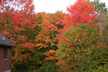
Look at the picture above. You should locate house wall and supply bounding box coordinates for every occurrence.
[0,48,4,72]
[0,48,11,72]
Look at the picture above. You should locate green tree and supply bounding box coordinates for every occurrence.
[91,0,107,13]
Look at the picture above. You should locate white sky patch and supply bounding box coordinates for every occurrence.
[33,0,76,13]
[33,0,108,13]
[99,0,108,7]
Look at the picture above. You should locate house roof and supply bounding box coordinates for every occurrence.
[0,35,13,48]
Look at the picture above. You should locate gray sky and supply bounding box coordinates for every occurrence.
[33,0,108,13]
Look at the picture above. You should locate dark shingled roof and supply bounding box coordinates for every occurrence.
[0,35,13,48]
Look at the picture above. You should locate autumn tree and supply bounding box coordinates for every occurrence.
[67,0,97,23]
[0,0,36,36]
[56,1,102,72]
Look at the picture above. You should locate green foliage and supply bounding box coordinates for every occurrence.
[91,0,107,13]
[57,47,108,72]
[27,48,46,71]
[56,43,68,59]
[38,61,58,72]
[79,48,108,72]
[64,24,97,48]
[12,61,29,72]
[57,25,99,72]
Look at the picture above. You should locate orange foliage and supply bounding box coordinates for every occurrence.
[35,31,51,48]
[21,42,35,49]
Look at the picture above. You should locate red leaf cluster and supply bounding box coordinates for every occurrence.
[67,0,97,23]
[12,13,36,32]
[12,13,23,26]
[46,23,56,30]
[21,42,35,49]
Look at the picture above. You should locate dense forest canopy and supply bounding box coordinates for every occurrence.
[0,0,108,72]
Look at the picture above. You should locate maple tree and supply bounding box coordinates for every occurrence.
[0,0,36,33]
[56,0,98,44]
[67,0,97,23]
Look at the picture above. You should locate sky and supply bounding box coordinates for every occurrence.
[33,0,108,13]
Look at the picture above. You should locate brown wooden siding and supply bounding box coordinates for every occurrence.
[0,47,11,72]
